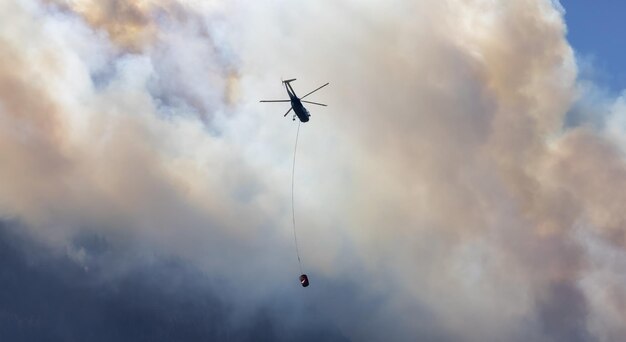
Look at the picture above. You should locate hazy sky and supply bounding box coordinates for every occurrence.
[1,1,626,341]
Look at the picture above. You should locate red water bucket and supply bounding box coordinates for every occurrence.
[299,274,309,287]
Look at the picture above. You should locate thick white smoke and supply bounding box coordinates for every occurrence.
[1,0,625,340]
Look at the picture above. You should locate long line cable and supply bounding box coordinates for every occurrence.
[291,121,303,274]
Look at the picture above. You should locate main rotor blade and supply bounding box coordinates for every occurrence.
[302,100,327,107]
[260,100,290,103]
[301,82,329,99]
[283,107,294,117]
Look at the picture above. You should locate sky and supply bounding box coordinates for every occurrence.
[1,0,626,341]
[563,0,626,92]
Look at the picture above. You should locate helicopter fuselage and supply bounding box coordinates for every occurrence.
[289,97,310,122]
[286,83,310,122]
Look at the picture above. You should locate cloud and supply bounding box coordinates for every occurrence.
[0,0,626,341]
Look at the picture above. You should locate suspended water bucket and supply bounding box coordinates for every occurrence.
[299,274,309,287]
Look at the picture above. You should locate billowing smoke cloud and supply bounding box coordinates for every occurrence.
[1,0,625,341]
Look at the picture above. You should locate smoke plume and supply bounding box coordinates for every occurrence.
[0,0,625,341]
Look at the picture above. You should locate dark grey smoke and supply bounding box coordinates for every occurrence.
[0,222,349,342]
[538,281,593,342]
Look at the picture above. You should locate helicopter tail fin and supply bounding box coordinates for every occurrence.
[283,78,297,84]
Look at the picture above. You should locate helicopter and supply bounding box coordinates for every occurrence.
[260,79,329,122]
